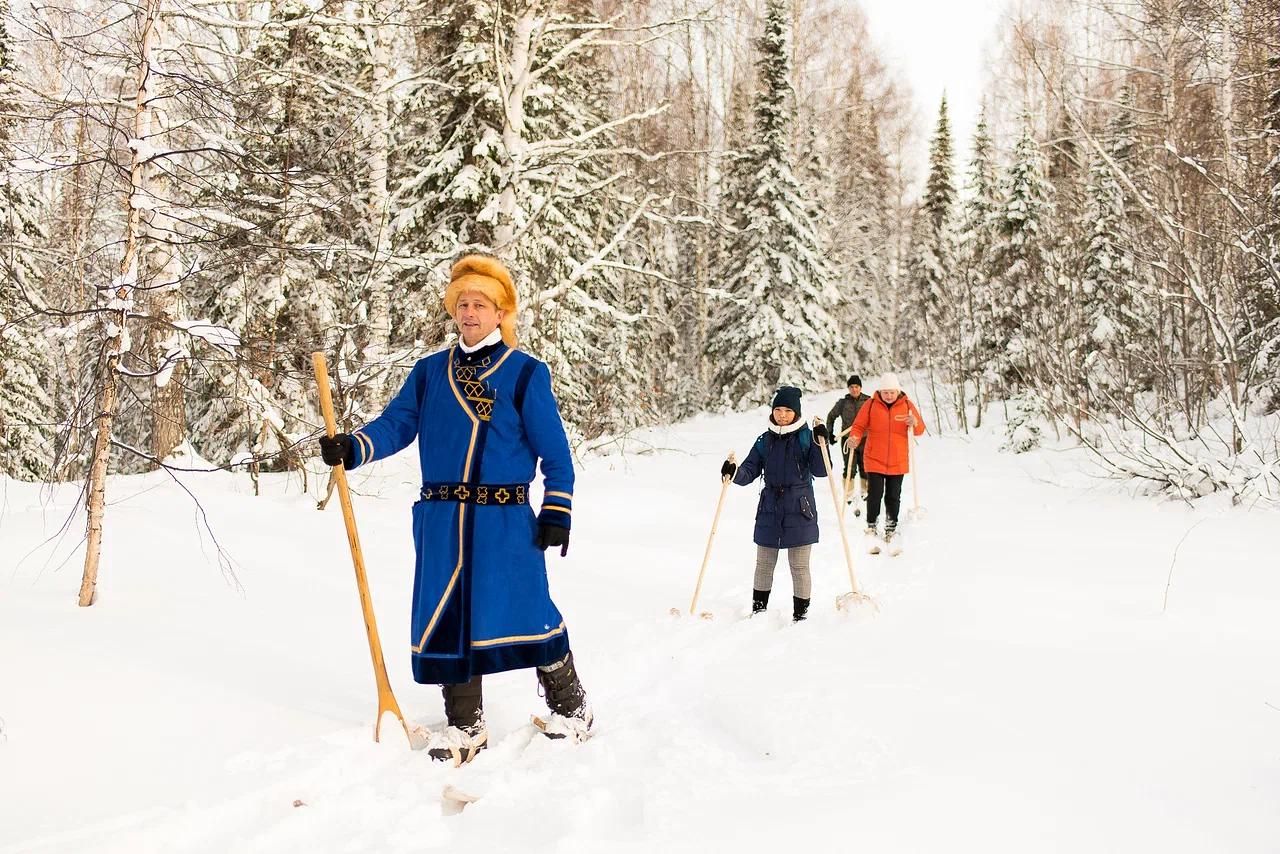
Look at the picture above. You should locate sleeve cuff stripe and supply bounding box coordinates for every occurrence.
[355,432,373,463]
[542,505,572,516]
[545,490,573,501]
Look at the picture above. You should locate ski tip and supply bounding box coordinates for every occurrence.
[442,784,481,808]
[406,724,431,751]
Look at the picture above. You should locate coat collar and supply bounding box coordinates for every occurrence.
[767,419,805,437]
[458,327,503,354]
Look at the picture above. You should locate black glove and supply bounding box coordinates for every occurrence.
[319,433,354,468]
[813,423,830,444]
[720,459,737,478]
[537,522,570,556]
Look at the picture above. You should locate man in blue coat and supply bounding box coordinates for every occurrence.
[720,386,830,621]
[319,254,590,764]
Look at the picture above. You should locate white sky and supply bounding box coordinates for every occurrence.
[854,0,1011,179]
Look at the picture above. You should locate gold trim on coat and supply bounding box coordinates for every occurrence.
[471,622,566,648]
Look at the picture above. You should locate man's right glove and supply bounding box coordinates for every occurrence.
[319,433,355,468]
[720,459,737,479]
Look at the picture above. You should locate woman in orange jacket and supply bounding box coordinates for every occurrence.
[844,372,925,542]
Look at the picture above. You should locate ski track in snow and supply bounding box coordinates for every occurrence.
[2,388,1278,853]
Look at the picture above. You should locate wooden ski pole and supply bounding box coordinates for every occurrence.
[842,437,855,508]
[814,420,875,612]
[312,352,422,748]
[676,451,735,619]
[908,427,922,520]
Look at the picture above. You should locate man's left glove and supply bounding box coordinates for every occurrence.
[319,433,354,468]
[813,423,831,444]
[537,523,570,557]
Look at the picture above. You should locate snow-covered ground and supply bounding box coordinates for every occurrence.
[3,389,1278,853]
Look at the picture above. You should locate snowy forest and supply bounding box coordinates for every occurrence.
[1,0,1278,499]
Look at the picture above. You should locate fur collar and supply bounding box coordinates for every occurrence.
[767,419,805,436]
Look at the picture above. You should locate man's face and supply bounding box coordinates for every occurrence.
[454,292,505,346]
[848,384,862,397]
[879,388,900,404]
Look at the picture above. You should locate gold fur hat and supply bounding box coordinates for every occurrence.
[444,255,518,346]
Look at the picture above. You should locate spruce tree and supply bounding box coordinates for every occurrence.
[826,66,891,370]
[392,1,641,438]
[391,0,502,346]
[987,115,1056,392]
[1078,93,1150,410]
[706,0,842,408]
[0,0,55,479]
[956,107,1000,415]
[905,96,957,359]
[190,0,370,466]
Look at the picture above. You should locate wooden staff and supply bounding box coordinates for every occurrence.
[673,451,735,619]
[312,352,422,748]
[815,419,876,613]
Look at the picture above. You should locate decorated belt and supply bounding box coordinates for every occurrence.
[419,482,530,506]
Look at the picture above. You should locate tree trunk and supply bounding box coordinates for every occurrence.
[494,10,535,254]
[151,358,187,461]
[78,353,119,606]
[362,0,393,363]
[78,0,160,605]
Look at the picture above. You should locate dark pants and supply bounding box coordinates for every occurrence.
[865,472,904,527]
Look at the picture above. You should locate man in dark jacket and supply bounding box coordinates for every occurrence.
[825,375,870,501]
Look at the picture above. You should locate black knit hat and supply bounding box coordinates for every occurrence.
[771,385,802,418]
[847,375,862,387]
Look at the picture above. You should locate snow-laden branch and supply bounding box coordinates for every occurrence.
[526,21,615,88]
[524,103,671,159]
[531,194,657,307]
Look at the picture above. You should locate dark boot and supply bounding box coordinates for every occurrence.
[752,588,771,614]
[535,651,592,740]
[429,674,487,764]
[792,596,810,622]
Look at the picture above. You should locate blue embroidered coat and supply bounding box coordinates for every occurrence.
[732,425,827,549]
[347,340,574,684]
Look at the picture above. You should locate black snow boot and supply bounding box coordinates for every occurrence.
[752,588,771,614]
[535,651,592,740]
[792,596,810,622]
[428,674,487,764]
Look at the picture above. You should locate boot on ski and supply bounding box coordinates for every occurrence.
[533,651,593,742]
[428,676,488,765]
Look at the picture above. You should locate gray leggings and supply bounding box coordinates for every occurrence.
[753,544,812,599]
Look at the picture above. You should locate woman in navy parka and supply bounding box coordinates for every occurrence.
[720,386,830,621]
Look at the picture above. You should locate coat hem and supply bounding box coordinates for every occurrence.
[412,633,570,684]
